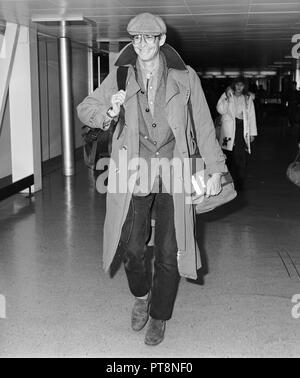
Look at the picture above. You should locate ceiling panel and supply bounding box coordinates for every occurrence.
[0,0,299,70]
[250,3,300,12]
[188,4,249,14]
[186,0,250,5]
[0,0,59,11]
[160,15,199,26]
[75,8,134,17]
[193,13,248,25]
[246,24,295,29]
[248,13,300,24]
[251,0,299,3]
[82,6,190,17]
[125,6,190,15]
[119,0,184,6]
[50,0,125,8]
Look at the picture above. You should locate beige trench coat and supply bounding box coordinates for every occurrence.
[77,44,227,280]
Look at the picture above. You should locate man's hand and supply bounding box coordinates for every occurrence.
[206,173,223,197]
[109,90,126,117]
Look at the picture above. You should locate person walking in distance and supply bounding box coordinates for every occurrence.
[217,77,257,191]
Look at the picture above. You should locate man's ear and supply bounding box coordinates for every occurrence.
[159,34,166,47]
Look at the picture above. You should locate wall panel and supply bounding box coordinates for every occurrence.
[38,37,89,163]
[0,95,12,180]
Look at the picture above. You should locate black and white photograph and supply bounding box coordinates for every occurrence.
[0,0,300,361]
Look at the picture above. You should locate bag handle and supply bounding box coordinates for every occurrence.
[116,66,128,91]
[115,66,129,139]
[187,96,202,158]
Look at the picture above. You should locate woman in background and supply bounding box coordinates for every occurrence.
[217,77,257,191]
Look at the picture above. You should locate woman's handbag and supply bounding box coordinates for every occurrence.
[188,99,237,214]
[287,150,300,187]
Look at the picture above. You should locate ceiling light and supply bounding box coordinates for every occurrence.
[243,71,259,75]
[205,71,222,76]
[260,70,277,75]
[224,71,241,76]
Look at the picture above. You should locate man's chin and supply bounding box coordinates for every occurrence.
[137,49,150,56]
[138,54,153,62]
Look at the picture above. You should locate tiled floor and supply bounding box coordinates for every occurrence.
[0,115,300,357]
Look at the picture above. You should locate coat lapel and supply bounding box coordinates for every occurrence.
[166,69,190,105]
[166,69,190,136]
[166,78,180,105]
[124,68,140,104]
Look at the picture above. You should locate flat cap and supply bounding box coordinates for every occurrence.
[127,13,167,36]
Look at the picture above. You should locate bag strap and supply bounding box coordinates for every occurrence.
[187,97,202,158]
[115,66,129,139]
[117,66,128,91]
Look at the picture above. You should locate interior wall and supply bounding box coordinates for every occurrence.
[0,31,12,181]
[71,42,89,148]
[0,34,89,183]
[0,33,4,50]
[0,95,12,180]
[38,39,61,161]
[38,37,89,163]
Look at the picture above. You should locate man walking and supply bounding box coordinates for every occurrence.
[77,13,227,346]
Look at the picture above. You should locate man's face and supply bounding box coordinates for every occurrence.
[235,82,245,94]
[132,34,166,62]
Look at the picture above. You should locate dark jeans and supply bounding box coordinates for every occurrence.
[224,118,248,191]
[121,193,180,321]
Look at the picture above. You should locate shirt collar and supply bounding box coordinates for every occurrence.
[115,43,188,71]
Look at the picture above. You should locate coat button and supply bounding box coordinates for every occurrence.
[145,108,150,112]
[152,123,157,128]
[141,90,145,95]
[153,141,157,146]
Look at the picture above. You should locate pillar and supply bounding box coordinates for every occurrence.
[58,21,75,176]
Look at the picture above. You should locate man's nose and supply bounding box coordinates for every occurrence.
[140,36,147,47]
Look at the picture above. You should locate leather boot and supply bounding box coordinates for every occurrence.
[131,295,150,331]
[144,318,166,346]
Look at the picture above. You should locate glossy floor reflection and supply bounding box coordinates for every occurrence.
[0,117,300,357]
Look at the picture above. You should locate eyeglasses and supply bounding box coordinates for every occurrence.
[131,34,160,45]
